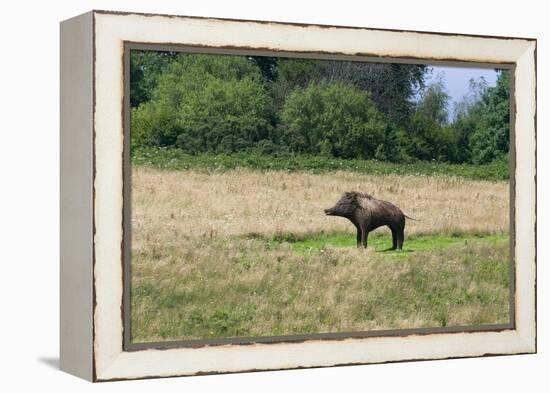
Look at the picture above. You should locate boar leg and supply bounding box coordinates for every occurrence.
[361,227,368,248]
[398,221,405,249]
[356,227,362,248]
[390,226,398,250]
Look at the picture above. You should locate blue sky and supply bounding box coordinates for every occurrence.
[424,65,499,112]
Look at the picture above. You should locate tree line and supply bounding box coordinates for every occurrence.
[131,51,510,164]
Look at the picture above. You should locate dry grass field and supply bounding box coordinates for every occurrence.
[130,166,510,343]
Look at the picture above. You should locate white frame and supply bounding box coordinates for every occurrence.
[60,10,537,382]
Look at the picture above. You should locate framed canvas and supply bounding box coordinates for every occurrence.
[60,10,537,382]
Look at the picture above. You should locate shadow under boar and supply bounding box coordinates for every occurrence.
[324,191,416,249]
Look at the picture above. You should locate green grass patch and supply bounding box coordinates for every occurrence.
[249,230,508,254]
[132,147,509,181]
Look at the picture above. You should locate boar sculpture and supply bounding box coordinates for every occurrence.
[324,192,416,249]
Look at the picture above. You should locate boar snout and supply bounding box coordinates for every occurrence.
[324,208,334,215]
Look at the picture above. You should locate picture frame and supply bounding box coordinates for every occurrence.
[60,10,536,382]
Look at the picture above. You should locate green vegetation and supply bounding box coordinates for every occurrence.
[259,231,508,253]
[128,51,512,342]
[130,51,510,165]
[132,54,273,150]
[131,147,509,181]
[131,231,510,341]
[456,72,511,164]
[280,82,388,158]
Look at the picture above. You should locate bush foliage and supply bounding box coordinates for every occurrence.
[132,54,273,152]
[130,50,510,166]
[279,82,389,159]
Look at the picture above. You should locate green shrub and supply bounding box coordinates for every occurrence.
[279,81,389,159]
[131,54,273,153]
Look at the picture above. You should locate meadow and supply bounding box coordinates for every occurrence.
[130,160,510,343]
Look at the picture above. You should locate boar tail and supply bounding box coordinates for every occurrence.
[404,213,420,221]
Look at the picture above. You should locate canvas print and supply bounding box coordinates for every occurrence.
[128,50,511,344]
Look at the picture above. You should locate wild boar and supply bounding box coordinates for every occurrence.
[324,191,416,249]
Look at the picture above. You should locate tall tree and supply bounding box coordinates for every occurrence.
[414,78,450,125]
[130,50,178,108]
[406,79,457,161]
[468,70,510,164]
[451,77,489,163]
[269,58,325,111]
[321,61,428,126]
